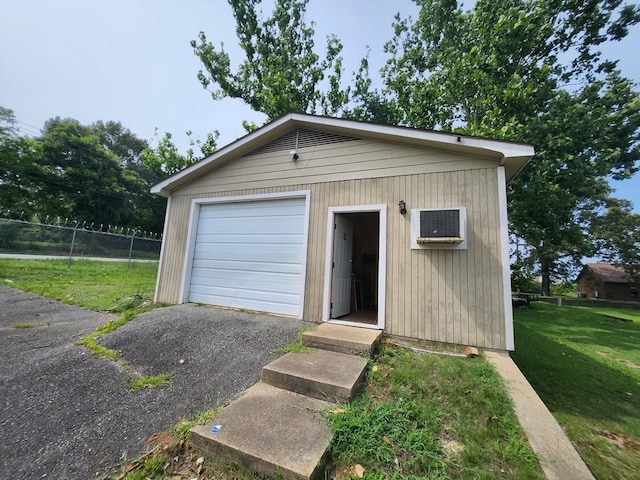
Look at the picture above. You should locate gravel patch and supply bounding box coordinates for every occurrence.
[0,285,313,479]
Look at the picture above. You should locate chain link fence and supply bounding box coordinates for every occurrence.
[0,214,162,267]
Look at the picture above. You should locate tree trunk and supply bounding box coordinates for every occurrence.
[540,258,552,296]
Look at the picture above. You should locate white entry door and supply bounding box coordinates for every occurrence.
[330,214,353,318]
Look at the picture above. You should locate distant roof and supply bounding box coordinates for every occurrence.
[583,263,632,283]
[151,113,535,198]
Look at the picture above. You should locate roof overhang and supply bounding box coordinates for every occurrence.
[151,113,535,198]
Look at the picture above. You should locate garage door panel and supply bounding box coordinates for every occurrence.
[190,269,301,294]
[193,244,305,263]
[191,259,302,275]
[188,197,306,316]
[195,216,305,236]
[198,199,304,219]
[194,233,305,246]
[189,291,299,316]
[189,283,299,303]
[189,285,299,315]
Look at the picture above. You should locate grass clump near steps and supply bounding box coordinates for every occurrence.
[327,344,544,480]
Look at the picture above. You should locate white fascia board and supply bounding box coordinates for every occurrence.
[289,114,535,160]
[497,166,515,351]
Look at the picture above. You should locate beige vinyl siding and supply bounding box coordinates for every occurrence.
[180,139,499,195]
[157,167,506,350]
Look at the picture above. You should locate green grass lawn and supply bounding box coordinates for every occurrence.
[0,258,158,310]
[512,302,640,480]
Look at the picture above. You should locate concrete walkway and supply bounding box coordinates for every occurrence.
[485,351,595,480]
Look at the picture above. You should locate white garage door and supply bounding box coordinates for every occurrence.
[188,197,307,316]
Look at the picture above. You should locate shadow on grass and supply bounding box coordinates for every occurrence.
[512,311,640,423]
[512,305,640,479]
[518,302,640,357]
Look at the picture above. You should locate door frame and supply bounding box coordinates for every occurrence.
[322,204,387,330]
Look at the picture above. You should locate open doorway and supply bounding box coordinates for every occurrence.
[323,205,387,329]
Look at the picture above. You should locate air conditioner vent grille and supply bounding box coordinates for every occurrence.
[419,209,460,238]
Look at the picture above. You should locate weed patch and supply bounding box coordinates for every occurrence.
[270,325,316,355]
[11,321,43,329]
[75,307,173,391]
[173,408,222,441]
[128,373,174,391]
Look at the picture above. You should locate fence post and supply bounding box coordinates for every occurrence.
[127,232,136,270]
[68,221,79,269]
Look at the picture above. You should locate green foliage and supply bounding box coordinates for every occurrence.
[512,302,640,479]
[587,196,640,280]
[141,128,219,177]
[378,1,640,294]
[0,131,44,219]
[328,346,543,479]
[11,322,42,329]
[76,332,123,361]
[511,275,541,295]
[0,106,18,137]
[91,120,149,168]
[76,308,154,362]
[0,111,166,232]
[191,0,351,122]
[550,281,577,297]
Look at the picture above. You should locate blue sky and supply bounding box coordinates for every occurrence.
[1,0,638,210]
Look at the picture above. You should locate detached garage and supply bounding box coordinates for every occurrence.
[185,194,309,317]
[152,113,534,351]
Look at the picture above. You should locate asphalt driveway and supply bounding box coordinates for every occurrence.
[0,285,313,479]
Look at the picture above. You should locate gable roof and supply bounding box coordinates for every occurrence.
[580,263,632,283]
[151,113,535,198]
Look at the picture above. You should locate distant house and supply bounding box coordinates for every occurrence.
[151,113,535,351]
[577,263,639,302]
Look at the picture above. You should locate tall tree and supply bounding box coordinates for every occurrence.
[90,120,148,168]
[1,113,166,232]
[586,195,640,280]
[37,118,149,227]
[379,0,640,294]
[141,128,219,178]
[191,0,351,123]
[0,107,43,218]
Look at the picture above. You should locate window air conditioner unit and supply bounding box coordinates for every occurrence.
[410,207,467,250]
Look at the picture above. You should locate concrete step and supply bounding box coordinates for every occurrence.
[302,323,381,357]
[190,382,334,480]
[261,348,368,403]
